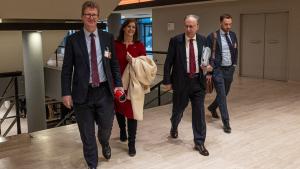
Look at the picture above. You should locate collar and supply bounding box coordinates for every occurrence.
[220,29,229,35]
[84,28,98,38]
[185,34,197,42]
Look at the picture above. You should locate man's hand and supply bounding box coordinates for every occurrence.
[201,65,213,72]
[163,84,172,91]
[114,87,124,93]
[63,95,73,109]
[206,65,213,72]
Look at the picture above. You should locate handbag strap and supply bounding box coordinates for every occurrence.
[211,32,217,60]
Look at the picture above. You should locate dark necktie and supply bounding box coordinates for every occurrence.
[90,33,100,86]
[189,39,196,75]
[225,32,234,58]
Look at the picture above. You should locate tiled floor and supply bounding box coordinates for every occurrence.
[1,77,300,169]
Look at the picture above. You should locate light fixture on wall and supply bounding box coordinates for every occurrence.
[0,18,2,23]
[119,0,153,5]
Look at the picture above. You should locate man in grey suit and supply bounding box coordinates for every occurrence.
[207,14,238,134]
[61,1,123,168]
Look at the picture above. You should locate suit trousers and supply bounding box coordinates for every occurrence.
[171,75,206,145]
[74,81,114,168]
[209,66,235,124]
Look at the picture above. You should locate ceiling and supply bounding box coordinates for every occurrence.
[0,0,120,20]
[115,0,237,18]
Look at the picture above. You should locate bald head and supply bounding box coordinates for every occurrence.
[184,14,199,38]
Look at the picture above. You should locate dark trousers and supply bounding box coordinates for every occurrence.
[73,82,114,168]
[171,76,206,145]
[115,112,137,144]
[209,66,235,124]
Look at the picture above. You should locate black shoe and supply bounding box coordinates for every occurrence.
[208,107,219,119]
[128,142,136,157]
[120,129,127,142]
[102,144,111,160]
[194,144,209,156]
[170,127,178,138]
[223,122,231,133]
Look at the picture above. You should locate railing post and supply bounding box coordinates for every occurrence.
[158,84,161,106]
[55,49,58,67]
[14,77,21,134]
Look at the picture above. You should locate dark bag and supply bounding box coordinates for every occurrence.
[205,32,217,94]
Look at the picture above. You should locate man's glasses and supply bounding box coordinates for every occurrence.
[83,13,98,18]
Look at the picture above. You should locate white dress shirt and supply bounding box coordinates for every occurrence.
[185,35,199,73]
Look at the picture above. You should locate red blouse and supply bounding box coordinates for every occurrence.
[114,40,146,119]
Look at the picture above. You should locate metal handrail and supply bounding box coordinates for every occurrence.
[0,71,22,136]
[145,80,172,107]
[144,51,173,108]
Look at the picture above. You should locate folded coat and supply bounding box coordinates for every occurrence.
[122,56,157,120]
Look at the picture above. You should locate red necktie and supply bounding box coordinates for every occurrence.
[189,39,196,75]
[90,33,100,86]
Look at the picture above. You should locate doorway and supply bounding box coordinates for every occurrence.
[240,12,288,81]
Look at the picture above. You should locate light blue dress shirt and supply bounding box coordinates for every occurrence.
[220,29,232,66]
[84,28,107,83]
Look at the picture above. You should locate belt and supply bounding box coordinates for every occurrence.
[187,73,200,79]
[221,66,232,69]
[88,81,108,88]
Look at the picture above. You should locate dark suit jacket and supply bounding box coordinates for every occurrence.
[61,29,122,104]
[207,30,238,68]
[163,33,206,92]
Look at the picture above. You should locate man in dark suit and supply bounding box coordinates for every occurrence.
[207,14,238,134]
[163,15,211,156]
[61,1,123,168]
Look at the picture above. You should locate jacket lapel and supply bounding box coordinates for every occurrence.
[179,34,187,73]
[229,31,236,46]
[98,30,108,74]
[216,30,222,52]
[196,34,203,68]
[78,29,90,69]
[98,30,105,59]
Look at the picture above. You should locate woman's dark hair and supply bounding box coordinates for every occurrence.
[117,18,138,42]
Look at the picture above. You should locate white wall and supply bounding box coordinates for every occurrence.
[0,30,67,73]
[0,31,23,72]
[42,30,67,64]
[152,0,300,82]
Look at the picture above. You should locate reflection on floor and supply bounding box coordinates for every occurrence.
[1,77,300,169]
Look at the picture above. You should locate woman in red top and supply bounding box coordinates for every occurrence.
[114,19,146,157]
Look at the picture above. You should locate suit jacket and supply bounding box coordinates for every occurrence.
[163,33,206,92]
[207,30,238,68]
[61,29,122,104]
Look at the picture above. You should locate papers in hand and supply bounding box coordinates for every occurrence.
[201,47,211,75]
[201,47,211,66]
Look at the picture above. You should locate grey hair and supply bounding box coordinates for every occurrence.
[184,14,199,24]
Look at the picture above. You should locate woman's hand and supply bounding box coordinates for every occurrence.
[126,52,133,64]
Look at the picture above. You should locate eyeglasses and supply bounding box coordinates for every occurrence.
[83,13,98,18]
